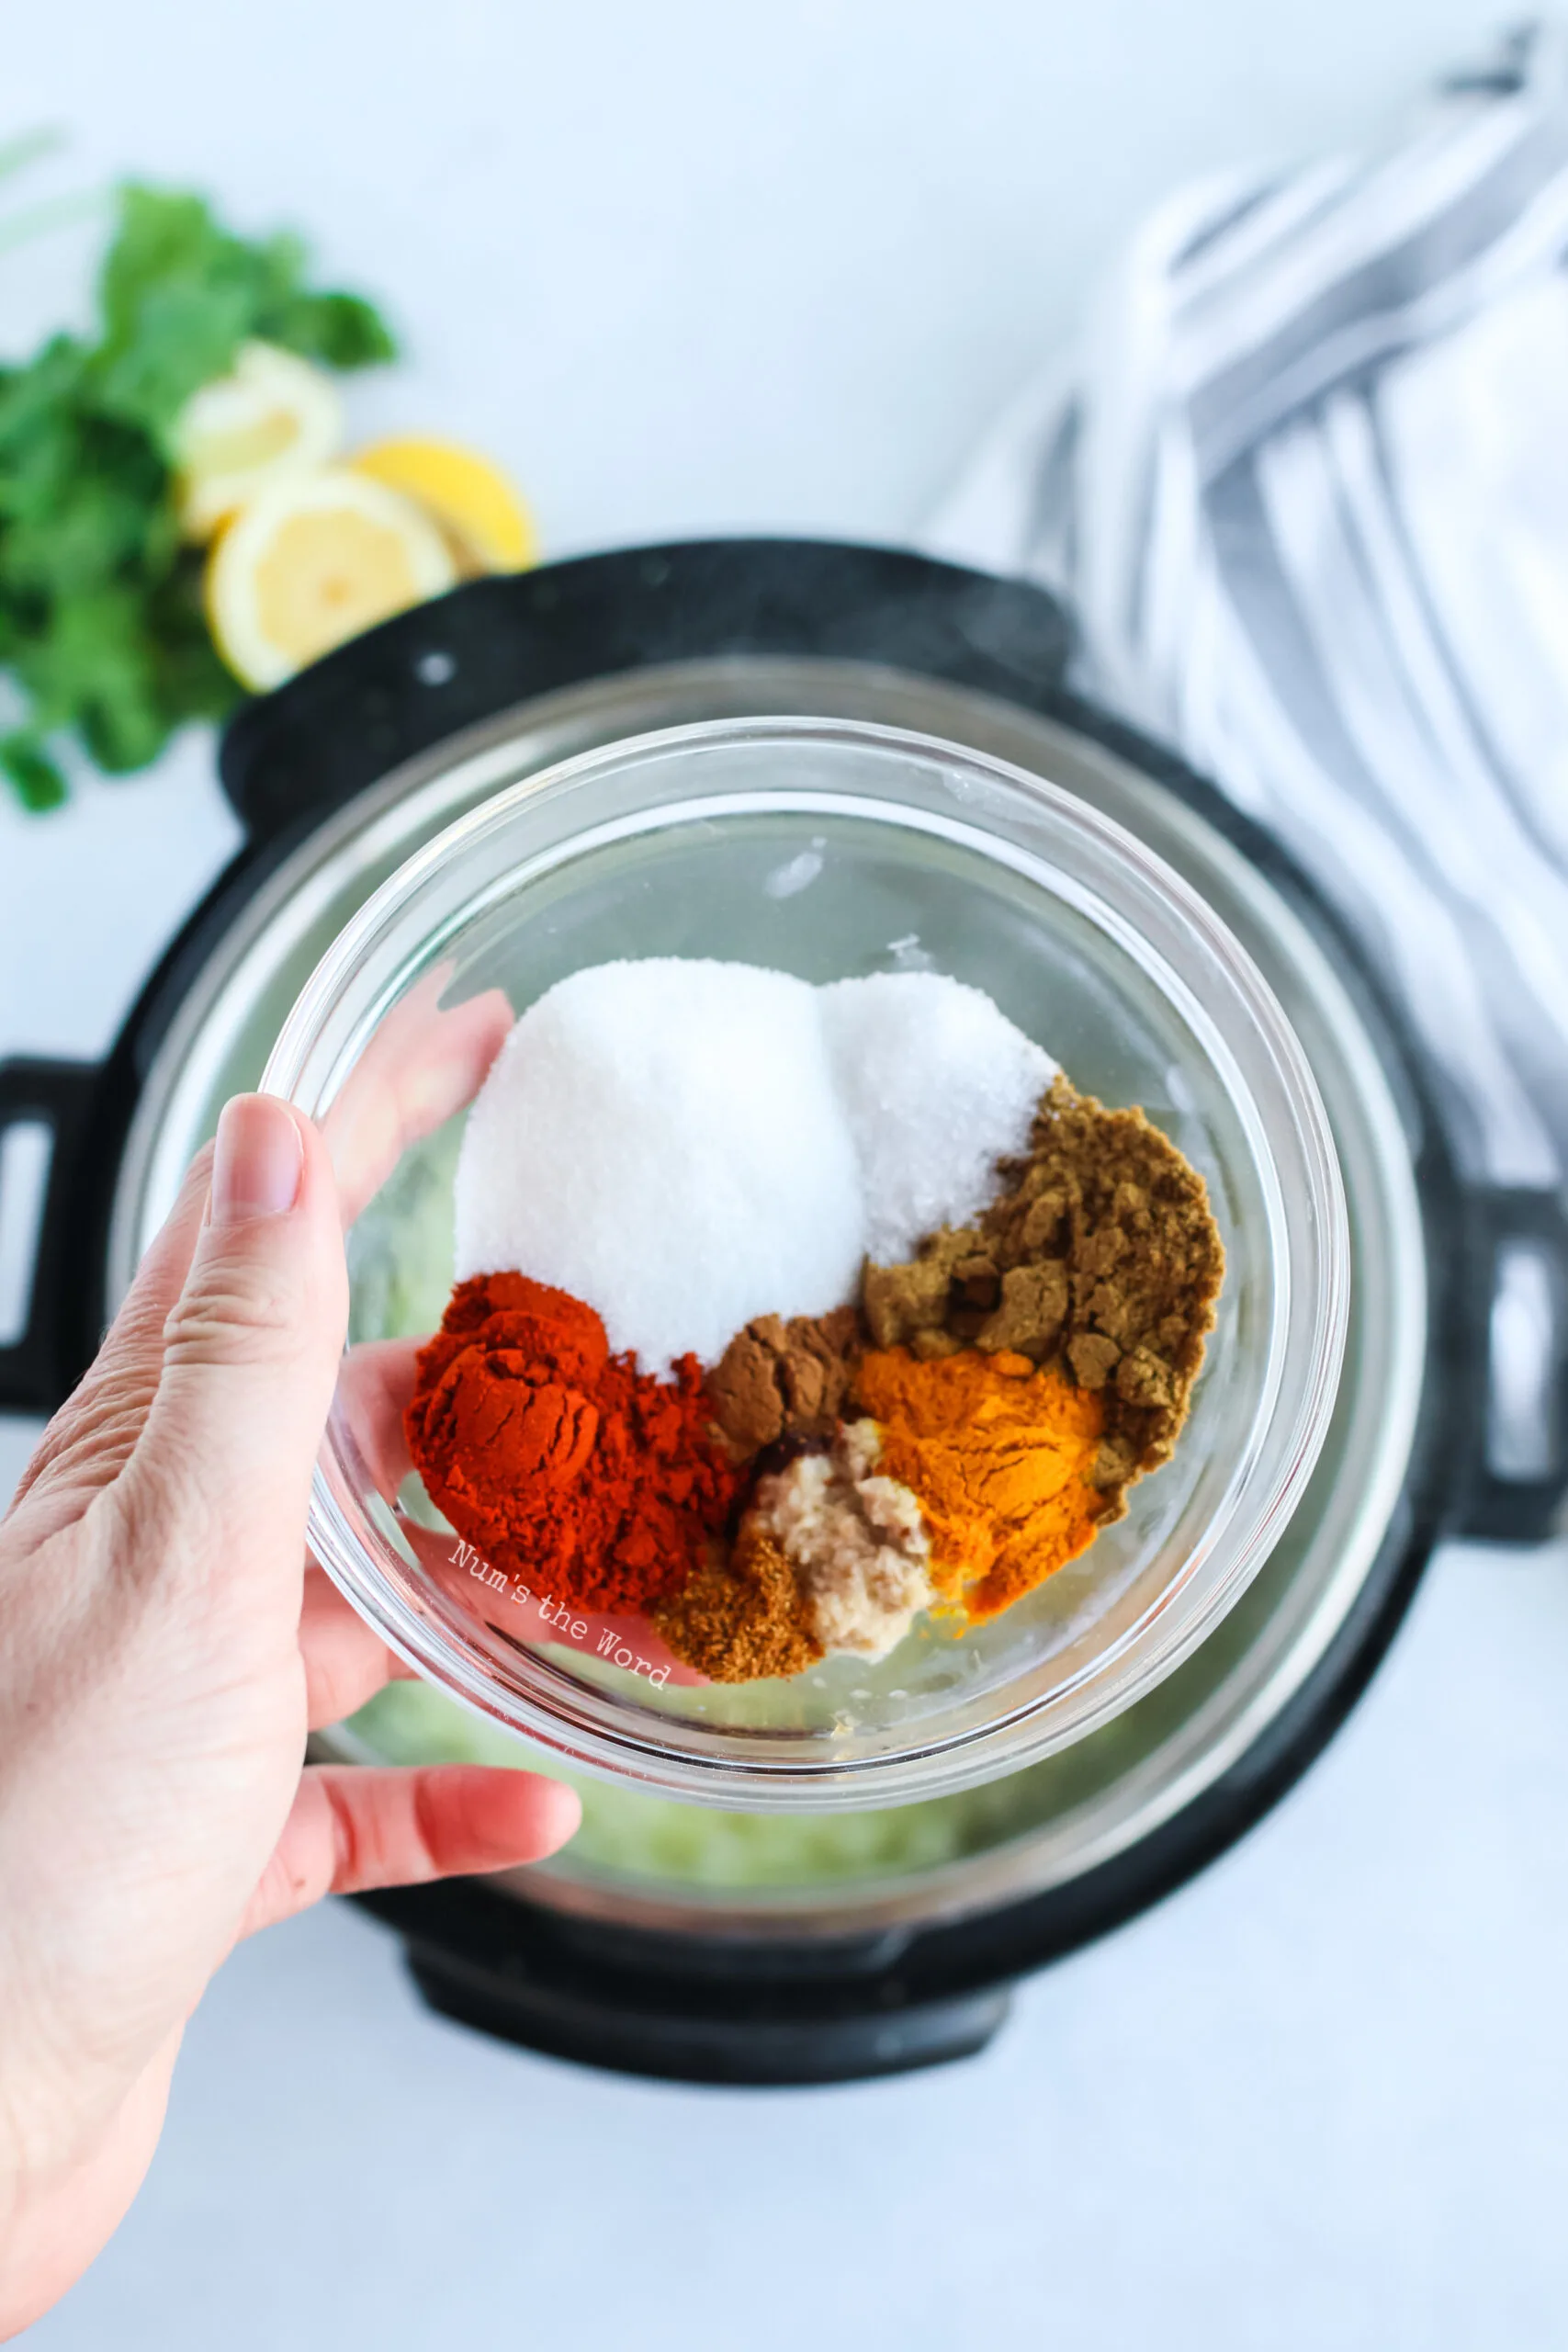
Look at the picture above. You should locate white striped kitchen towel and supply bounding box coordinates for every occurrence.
[929,24,1568,1190]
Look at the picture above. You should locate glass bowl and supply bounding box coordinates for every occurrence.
[262,717,1348,1810]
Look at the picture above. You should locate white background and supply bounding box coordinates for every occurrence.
[5,4,1568,2346]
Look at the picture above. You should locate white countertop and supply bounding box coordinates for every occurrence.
[6,3,1568,2344]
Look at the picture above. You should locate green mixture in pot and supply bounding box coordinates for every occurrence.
[347,1679,1048,1890]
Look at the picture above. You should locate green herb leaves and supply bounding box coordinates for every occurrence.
[0,181,395,810]
[95,188,394,448]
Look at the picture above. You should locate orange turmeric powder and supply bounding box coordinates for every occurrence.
[852,1345,1109,1622]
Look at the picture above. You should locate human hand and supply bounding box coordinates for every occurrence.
[0,1092,581,2336]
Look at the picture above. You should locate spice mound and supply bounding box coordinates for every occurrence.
[852,1350,1105,1621]
[746,1420,935,1657]
[405,1272,739,1614]
[706,1307,861,1453]
[401,960,1225,1684]
[863,1073,1225,1500]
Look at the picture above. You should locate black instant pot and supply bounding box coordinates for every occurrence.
[3,539,1564,2085]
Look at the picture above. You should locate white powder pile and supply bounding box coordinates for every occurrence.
[454,958,1054,1372]
[818,970,1055,1263]
[454,961,863,1373]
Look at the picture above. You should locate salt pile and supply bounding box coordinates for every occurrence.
[454,958,1055,1372]
[454,961,863,1373]
[818,971,1055,1262]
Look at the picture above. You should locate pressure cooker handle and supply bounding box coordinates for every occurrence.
[1460,1185,1568,1544]
[0,1057,102,1418]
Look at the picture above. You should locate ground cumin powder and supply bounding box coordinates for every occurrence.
[852,1346,1108,1620]
[651,1521,823,1681]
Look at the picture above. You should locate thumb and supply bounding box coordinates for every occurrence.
[127,1095,348,1558]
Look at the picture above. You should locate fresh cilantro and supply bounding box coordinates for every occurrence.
[0,729,67,811]
[0,180,396,811]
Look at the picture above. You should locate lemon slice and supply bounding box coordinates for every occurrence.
[206,468,458,690]
[174,342,344,541]
[353,435,537,572]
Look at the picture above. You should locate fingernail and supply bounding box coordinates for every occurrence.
[211,1095,304,1225]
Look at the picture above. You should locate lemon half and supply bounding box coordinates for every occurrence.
[174,342,344,542]
[353,435,537,572]
[206,468,458,690]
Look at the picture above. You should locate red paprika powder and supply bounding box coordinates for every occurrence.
[404,1271,739,1614]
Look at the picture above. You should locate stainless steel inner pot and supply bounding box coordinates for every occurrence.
[104,652,1428,1940]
